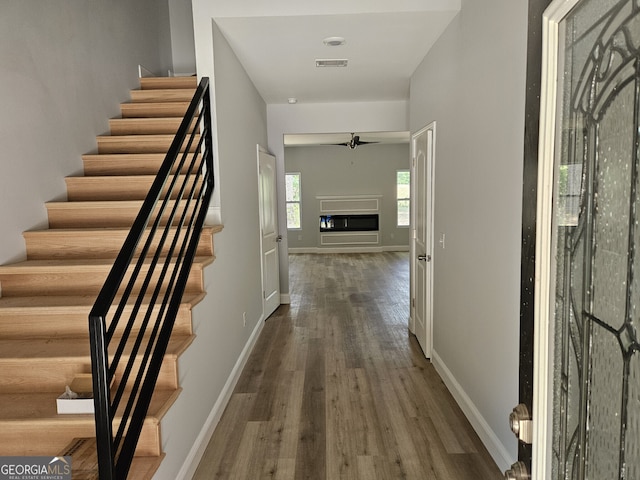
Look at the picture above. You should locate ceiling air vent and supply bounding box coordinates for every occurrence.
[315,59,348,68]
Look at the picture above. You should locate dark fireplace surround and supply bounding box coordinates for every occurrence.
[319,214,379,232]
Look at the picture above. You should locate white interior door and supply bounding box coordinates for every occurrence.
[258,146,281,318]
[410,123,435,358]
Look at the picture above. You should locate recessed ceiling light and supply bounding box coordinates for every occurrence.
[323,36,345,47]
[288,97,298,104]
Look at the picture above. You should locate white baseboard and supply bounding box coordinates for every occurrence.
[175,315,266,480]
[205,205,222,226]
[288,245,408,254]
[383,245,410,252]
[280,293,291,304]
[431,350,514,473]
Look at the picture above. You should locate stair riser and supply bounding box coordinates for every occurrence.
[121,103,190,118]
[0,264,205,297]
[0,355,178,394]
[25,230,213,260]
[97,135,200,154]
[109,117,197,136]
[1,420,161,456]
[66,175,202,202]
[82,154,194,176]
[0,308,193,339]
[46,203,194,229]
[140,77,197,90]
[130,89,196,103]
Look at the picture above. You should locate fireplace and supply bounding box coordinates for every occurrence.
[319,214,379,232]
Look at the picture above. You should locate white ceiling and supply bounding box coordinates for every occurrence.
[210,1,461,105]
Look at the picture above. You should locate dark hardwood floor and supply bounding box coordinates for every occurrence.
[193,252,502,479]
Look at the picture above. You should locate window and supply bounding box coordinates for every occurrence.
[397,170,410,227]
[286,172,301,229]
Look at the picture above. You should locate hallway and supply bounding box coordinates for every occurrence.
[193,252,502,479]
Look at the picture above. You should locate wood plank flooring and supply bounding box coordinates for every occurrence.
[193,253,502,479]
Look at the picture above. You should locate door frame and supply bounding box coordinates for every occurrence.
[532,1,581,477]
[410,122,435,358]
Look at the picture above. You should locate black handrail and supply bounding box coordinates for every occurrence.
[89,77,215,479]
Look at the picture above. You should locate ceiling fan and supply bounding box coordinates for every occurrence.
[334,133,379,150]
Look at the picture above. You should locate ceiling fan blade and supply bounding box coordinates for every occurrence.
[353,135,379,146]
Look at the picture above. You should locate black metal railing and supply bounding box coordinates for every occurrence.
[88,77,214,479]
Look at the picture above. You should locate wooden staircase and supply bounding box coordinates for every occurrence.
[0,76,220,479]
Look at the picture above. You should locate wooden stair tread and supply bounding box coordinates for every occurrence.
[60,438,165,480]
[0,256,212,297]
[66,175,159,191]
[109,117,191,136]
[0,388,179,422]
[49,197,143,205]
[96,134,200,154]
[140,76,197,90]
[0,292,205,313]
[65,174,201,201]
[45,199,202,229]
[0,334,194,361]
[23,225,219,259]
[47,199,156,209]
[0,255,213,273]
[24,224,221,236]
[0,293,201,339]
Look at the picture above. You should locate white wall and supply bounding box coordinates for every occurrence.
[409,0,528,471]
[267,101,409,295]
[154,21,269,480]
[0,0,172,265]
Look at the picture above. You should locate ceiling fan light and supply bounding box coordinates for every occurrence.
[323,36,345,47]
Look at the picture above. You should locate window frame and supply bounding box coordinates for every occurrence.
[396,169,410,227]
[285,172,302,230]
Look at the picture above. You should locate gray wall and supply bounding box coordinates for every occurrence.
[409,0,528,469]
[285,143,410,250]
[168,0,197,74]
[153,21,269,479]
[0,0,173,265]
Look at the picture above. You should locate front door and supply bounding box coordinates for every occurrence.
[258,146,281,319]
[531,1,640,478]
[410,123,435,358]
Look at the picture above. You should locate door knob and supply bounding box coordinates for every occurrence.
[276,235,283,243]
[417,254,431,262]
[509,404,532,444]
[504,461,529,480]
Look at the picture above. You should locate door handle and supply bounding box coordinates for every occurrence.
[509,404,532,444]
[276,235,283,243]
[417,254,431,262]
[504,461,529,480]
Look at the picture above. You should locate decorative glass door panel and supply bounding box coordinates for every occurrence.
[550,1,640,478]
